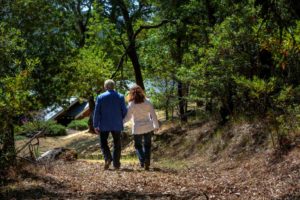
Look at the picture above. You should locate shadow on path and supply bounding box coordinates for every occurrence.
[0,170,69,200]
[105,166,179,174]
[86,190,208,200]
[1,186,60,200]
[276,193,300,200]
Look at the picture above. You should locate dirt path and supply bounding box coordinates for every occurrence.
[2,161,208,200]
[2,148,300,200]
[6,121,300,200]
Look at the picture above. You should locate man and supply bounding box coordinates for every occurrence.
[93,79,127,170]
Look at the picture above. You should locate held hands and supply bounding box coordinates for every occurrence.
[94,128,100,135]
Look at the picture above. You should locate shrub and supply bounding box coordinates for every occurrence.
[46,123,67,136]
[16,120,67,137]
[67,118,89,130]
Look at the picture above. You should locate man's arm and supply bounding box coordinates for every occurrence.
[93,96,101,132]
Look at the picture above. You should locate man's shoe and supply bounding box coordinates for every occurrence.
[140,162,144,168]
[113,164,120,170]
[144,163,150,171]
[104,160,112,170]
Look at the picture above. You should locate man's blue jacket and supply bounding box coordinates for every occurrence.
[93,90,127,132]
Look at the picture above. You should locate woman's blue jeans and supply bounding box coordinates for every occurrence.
[133,131,153,166]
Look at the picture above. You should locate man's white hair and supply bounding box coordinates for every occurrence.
[104,79,115,90]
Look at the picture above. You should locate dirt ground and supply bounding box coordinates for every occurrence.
[2,120,300,200]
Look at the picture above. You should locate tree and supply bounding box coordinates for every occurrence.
[0,22,38,169]
[64,45,114,132]
[151,0,214,122]
[60,0,94,47]
[0,0,82,168]
[95,0,170,89]
[140,29,177,120]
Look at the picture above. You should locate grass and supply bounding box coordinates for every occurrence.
[16,120,67,137]
[14,135,27,141]
[67,118,89,130]
[79,155,140,165]
[156,158,189,170]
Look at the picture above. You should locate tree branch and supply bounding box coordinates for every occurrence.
[133,19,170,40]
[111,19,172,79]
[16,130,45,155]
[110,51,127,79]
[119,33,127,50]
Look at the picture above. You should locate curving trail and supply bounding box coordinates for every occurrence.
[2,149,300,200]
[4,122,300,200]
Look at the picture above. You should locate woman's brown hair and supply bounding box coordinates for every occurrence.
[127,85,145,104]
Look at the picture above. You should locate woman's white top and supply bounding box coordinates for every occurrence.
[123,99,159,135]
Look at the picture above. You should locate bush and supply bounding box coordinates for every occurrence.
[47,123,67,136]
[67,118,89,130]
[16,120,67,137]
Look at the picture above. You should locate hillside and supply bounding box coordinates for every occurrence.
[1,119,300,199]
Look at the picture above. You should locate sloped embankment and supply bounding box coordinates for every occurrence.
[152,119,300,199]
[153,119,277,161]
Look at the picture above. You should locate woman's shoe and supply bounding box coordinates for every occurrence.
[104,159,112,170]
[144,163,150,171]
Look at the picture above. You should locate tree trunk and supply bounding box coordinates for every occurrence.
[173,36,187,122]
[220,82,234,124]
[117,0,145,90]
[165,97,169,121]
[127,44,145,90]
[178,81,187,122]
[205,0,216,26]
[185,84,190,112]
[165,108,169,121]
[88,96,95,133]
[1,122,16,170]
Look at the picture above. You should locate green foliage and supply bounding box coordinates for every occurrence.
[16,120,67,137]
[234,76,277,114]
[67,118,89,130]
[47,123,67,137]
[6,0,79,107]
[0,22,37,115]
[64,45,114,98]
[268,86,300,150]
[14,135,27,141]
[0,21,39,168]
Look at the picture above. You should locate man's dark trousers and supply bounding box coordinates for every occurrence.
[100,131,121,168]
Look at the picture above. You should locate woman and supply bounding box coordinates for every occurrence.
[124,85,159,170]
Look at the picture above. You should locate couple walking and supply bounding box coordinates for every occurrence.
[93,79,159,170]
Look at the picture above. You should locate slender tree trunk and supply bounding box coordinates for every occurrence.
[220,82,233,124]
[177,81,187,122]
[165,98,169,121]
[185,84,190,112]
[165,80,170,121]
[205,0,216,26]
[127,44,145,89]
[165,107,169,121]
[173,36,187,122]
[118,0,145,90]
[88,96,95,133]
[1,122,16,170]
